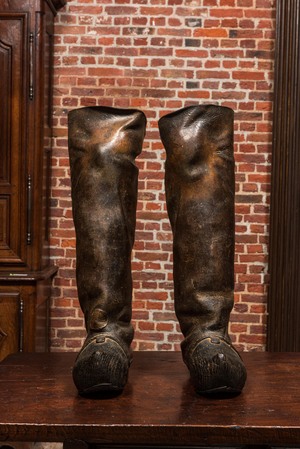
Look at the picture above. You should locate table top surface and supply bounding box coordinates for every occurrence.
[0,351,300,446]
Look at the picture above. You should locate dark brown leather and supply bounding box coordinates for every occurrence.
[68,106,146,394]
[159,105,247,394]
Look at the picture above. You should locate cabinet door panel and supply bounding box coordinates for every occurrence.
[0,292,22,361]
[0,13,28,266]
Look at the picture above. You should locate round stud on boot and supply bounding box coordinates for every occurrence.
[72,335,132,395]
[183,337,247,395]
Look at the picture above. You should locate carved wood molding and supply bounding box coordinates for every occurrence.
[267,0,300,350]
[0,327,8,348]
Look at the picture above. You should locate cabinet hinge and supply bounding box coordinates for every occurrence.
[19,298,24,352]
[29,32,34,100]
[26,174,32,245]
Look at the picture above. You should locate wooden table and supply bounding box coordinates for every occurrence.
[0,351,300,449]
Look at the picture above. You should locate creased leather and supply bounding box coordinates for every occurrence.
[159,105,247,394]
[68,106,146,394]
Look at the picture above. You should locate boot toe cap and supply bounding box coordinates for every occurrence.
[72,336,131,395]
[184,337,247,395]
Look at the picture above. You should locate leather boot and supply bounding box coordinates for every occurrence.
[158,105,247,394]
[68,106,146,394]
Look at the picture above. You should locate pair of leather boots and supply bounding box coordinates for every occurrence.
[68,104,247,396]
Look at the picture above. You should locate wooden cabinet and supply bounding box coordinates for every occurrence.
[0,0,65,361]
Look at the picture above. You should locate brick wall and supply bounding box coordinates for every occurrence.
[50,0,275,353]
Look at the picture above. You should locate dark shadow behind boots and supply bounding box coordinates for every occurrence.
[68,106,146,395]
[158,105,247,395]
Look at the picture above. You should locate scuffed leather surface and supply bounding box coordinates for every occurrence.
[159,105,235,341]
[159,105,246,393]
[68,106,146,393]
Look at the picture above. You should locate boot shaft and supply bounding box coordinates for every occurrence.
[159,105,235,339]
[68,106,146,334]
[69,106,146,246]
[159,105,235,290]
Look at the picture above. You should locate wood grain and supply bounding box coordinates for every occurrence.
[267,0,300,350]
[0,0,60,363]
[0,352,300,447]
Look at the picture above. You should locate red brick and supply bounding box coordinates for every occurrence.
[194,28,228,37]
